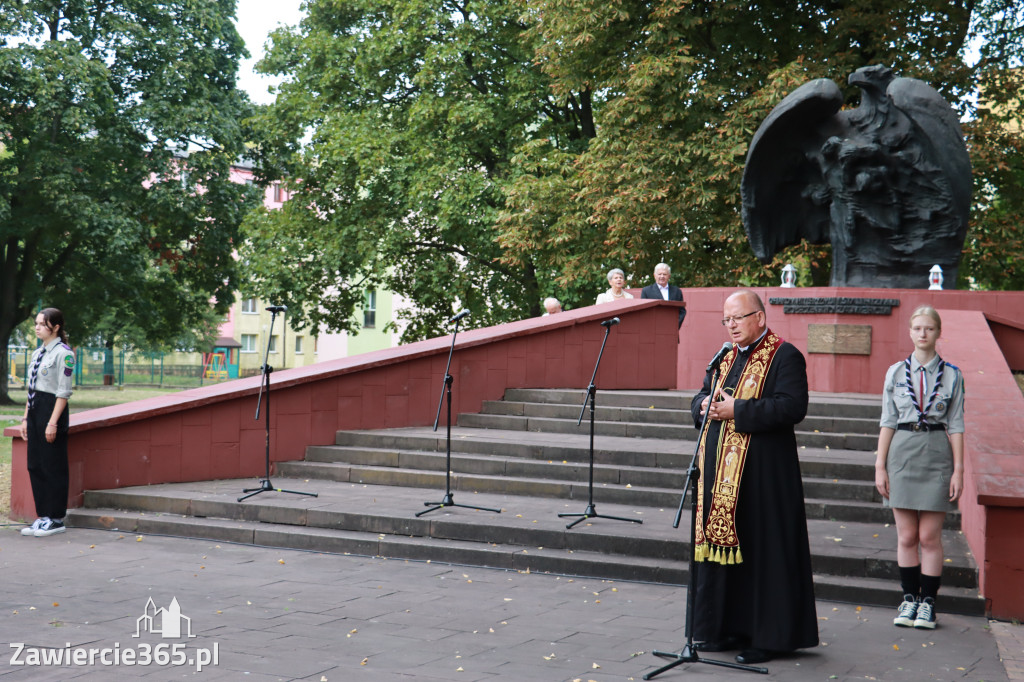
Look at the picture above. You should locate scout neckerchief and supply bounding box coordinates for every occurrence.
[904,355,944,426]
[27,342,52,409]
[693,329,785,565]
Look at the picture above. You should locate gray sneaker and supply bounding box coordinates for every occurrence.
[34,518,66,537]
[20,518,46,537]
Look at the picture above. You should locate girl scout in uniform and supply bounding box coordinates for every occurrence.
[17,308,75,537]
[875,305,965,629]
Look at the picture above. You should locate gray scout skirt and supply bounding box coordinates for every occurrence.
[885,429,955,512]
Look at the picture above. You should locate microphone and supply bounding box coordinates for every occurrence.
[706,342,733,371]
[600,317,620,327]
[266,305,288,313]
[448,310,470,323]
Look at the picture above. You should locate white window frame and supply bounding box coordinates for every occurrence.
[363,289,377,329]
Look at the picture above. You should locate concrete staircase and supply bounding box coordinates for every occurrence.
[68,388,984,615]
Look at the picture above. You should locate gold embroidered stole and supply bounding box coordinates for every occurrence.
[693,330,785,565]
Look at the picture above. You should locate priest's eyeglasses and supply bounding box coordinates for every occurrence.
[721,311,757,326]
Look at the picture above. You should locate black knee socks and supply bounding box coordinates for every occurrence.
[899,565,921,600]
[920,573,941,602]
[899,566,941,602]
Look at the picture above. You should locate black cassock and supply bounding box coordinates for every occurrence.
[689,340,819,652]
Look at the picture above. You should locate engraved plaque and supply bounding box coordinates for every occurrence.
[807,324,872,355]
[768,297,900,315]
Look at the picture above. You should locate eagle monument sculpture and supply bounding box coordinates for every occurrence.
[741,65,971,288]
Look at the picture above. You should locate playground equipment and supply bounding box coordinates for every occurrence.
[202,352,229,380]
[7,347,28,387]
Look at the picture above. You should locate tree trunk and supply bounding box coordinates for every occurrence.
[0,332,12,405]
[0,320,21,405]
[103,337,116,386]
[0,237,24,405]
[523,261,542,318]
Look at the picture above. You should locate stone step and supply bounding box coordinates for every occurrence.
[304,446,680,488]
[302,445,885,505]
[481,399,690,425]
[328,429,879,481]
[279,457,959,529]
[70,481,977,587]
[503,388,884,420]
[280,460,682,508]
[481,400,880,435]
[809,573,980,614]
[306,444,878,493]
[333,428,687,469]
[504,388,696,411]
[65,508,672,583]
[66,508,984,615]
[455,413,879,451]
[66,480,983,615]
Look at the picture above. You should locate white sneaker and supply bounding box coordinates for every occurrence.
[20,517,47,537]
[34,518,66,537]
[893,595,918,627]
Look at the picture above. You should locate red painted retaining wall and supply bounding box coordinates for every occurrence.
[936,310,1024,620]
[5,300,681,518]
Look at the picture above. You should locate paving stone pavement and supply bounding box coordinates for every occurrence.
[0,525,1017,681]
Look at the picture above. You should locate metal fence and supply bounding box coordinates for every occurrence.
[6,346,236,389]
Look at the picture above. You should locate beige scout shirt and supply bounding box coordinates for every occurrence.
[29,339,75,400]
[879,354,964,434]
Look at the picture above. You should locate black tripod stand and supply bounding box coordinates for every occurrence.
[643,356,767,678]
[239,305,318,503]
[559,317,643,530]
[417,311,501,517]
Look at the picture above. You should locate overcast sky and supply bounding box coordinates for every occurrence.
[234,0,306,105]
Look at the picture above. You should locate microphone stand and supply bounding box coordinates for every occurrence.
[417,315,501,517]
[559,321,643,530]
[643,363,767,678]
[239,307,318,503]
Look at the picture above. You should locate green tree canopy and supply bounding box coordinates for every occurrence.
[241,0,593,340]
[499,0,1024,291]
[0,0,257,402]
[247,0,1024,345]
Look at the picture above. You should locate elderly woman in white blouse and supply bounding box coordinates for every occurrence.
[596,268,633,304]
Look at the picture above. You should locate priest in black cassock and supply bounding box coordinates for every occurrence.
[689,290,818,665]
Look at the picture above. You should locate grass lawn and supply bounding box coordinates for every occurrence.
[1,386,188,524]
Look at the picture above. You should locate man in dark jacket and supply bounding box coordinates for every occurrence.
[689,289,818,665]
[640,263,685,327]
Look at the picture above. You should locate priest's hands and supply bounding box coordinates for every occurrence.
[707,389,736,421]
